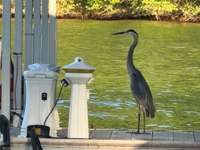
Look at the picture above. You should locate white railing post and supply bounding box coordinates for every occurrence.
[49,0,56,65]
[14,0,23,112]
[1,0,11,119]
[1,0,57,118]
[25,0,33,67]
[41,0,49,64]
[33,0,42,63]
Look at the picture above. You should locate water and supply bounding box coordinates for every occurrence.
[57,20,200,130]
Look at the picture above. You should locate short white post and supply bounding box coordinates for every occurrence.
[63,57,95,139]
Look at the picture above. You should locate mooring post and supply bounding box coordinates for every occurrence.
[63,57,95,139]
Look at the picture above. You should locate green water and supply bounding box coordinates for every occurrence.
[56,20,200,130]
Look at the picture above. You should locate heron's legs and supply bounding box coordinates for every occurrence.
[142,110,146,133]
[137,105,141,134]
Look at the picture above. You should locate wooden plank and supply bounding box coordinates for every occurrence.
[10,138,200,150]
[90,129,113,139]
[1,0,11,119]
[57,128,68,138]
[41,0,49,64]
[194,132,200,142]
[25,0,33,67]
[14,0,23,111]
[33,0,41,63]
[132,131,153,140]
[173,131,194,142]
[153,131,173,141]
[111,130,132,140]
[48,0,56,65]
[10,127,20,137]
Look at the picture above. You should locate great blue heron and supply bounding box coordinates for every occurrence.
[113,29,155,133]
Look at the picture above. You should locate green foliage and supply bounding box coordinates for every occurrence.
[73,0,88,19]
[0,0,192,22]
[57,0,74,17]
[142,0,178,12]
[55,0,200,22]
[181,3,200,21]
[171,0,200,6]
[142,0,178,19]
[114,0,143,14]
[0,0,199,21]
[88,0,114,15]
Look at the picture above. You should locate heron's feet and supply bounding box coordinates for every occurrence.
[143,129,146,134]
[126,129,140,134]
[133,130,151,135]
[142,131,151,135]
[132,129,140,134]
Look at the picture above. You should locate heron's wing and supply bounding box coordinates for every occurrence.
[130,70,155,117]
[131,77,152,103]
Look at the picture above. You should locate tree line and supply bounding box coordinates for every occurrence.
[0,0,199,22]
[57,0,200,22]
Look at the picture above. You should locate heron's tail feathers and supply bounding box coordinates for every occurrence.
[145,104,155,118]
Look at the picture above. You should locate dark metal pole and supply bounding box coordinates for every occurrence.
[0,114,10,150]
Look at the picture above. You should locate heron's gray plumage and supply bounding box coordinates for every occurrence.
[127,31,155,118]
[113,29,155,133]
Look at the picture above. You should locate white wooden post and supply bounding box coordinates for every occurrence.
[41,0,49,64]
[49,0,56,65]
[33,0,41,63]
[1,0,11,119]
[67,74,91,138]
[63,58,96,139]
[14,0,23,111]
[25,0,33,67]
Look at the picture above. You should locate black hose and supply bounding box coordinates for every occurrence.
[30,128,43,150]
[11,111,23,121]
[0,114,10,149]
[43,79,69,126]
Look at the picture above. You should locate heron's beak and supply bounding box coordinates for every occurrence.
[112,31,126,35]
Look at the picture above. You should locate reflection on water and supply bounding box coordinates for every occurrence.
[157,110,174,117]
[90,99,137,108]
[184,111,200,116]
[89,112,128,120]
[146,124,172,128]
[57,20,200,130]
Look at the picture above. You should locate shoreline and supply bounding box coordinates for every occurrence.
[0,12,199,23]
[56,13,200,23]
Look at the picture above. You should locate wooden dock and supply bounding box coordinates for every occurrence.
[8,128,200,149]
[58,129,200,142]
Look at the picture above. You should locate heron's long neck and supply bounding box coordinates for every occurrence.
[127,35,138,74]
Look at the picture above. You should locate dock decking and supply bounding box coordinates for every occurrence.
[57,129,200,142]
[7,128,200,149]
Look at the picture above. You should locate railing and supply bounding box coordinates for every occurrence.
[0,0,57,122]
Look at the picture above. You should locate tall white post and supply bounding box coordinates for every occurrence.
[63,57,95,139]
[66,73,92,139]
[1,0,11,119]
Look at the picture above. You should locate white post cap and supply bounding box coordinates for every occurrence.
[62,57,96,73]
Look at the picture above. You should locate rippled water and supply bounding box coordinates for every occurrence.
[57,20,200,130]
